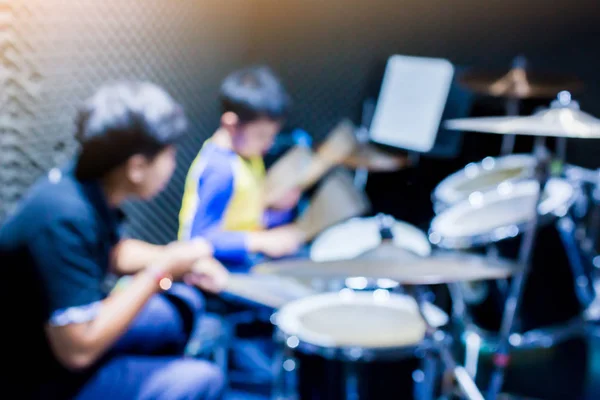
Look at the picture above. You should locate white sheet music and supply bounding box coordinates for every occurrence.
[369,54,454,152]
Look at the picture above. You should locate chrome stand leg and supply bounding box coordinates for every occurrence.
[500,98,520,155]
[464,331,482,380]
[557,217,595,308]
[414,352,438,400]
[344,364,359,400]
[486,142,551,400]
[410,286,484,400]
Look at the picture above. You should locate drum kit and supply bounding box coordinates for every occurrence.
[223,63,600,399]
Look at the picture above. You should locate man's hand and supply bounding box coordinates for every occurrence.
[157,238,214,280]
[184,258,230,294]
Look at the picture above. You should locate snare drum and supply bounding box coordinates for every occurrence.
[429,178,583,336]
[432,154,536,213]
[272,290,448,400]
[310,216,431,291]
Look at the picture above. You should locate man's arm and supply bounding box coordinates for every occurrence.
[33,219,214,371]
[45,269,162,370]
[110,239,165,275]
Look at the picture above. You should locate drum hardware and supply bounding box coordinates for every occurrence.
[408,285,485,400]
[254,251,520,286]
[308,214,432,292]
[458,56,584,155]
[431,153,537,214]
[458,57,584,101]
[444,94,600,399]
[269,291,451,400]
[444,98,600,139]
[352,99,376,191]
[484,142,552,400]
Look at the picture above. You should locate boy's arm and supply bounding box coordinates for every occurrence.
[182,164,250,264]
[263,208,296,228]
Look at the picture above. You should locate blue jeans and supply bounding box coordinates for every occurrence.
[74,283,225,400]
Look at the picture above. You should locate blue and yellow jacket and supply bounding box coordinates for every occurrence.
[178,141,294,268]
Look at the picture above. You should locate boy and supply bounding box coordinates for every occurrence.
[179,66,304,270]
[0,82,227,399]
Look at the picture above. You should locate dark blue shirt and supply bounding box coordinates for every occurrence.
[0,162,123,397]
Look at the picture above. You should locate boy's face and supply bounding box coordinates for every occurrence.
[128,146,177,200]
[233,118,281,158]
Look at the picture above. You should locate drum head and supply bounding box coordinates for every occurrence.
[275,291,448,350]
[310,216,431,262]
[430,178,574,248]
[433,154,536,208]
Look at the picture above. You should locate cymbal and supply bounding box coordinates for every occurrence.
[223,274,316,309]
[252,251,520,285]
[459,67,583,99]
[445,107,600,138]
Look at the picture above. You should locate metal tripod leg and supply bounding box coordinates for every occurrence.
[500,98,520,155]
[557,217,595,308]
[486,143,551,400]
[410,286,485,400]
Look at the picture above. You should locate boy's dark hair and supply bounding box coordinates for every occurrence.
[74,82,187,180]
[219,65,291,123]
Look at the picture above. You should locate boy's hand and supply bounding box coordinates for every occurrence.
[249,225,304,259]
[269,187,302,210]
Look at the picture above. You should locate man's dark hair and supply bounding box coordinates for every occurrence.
[74,82,187,180]
[219,65,291,124]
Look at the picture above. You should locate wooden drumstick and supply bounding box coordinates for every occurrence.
[294,168,371,241]
[263,119,359,207]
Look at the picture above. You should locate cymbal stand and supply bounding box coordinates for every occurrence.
[408,285,485,400]
[486,142,552,400]
[353,99,376,191]
[499,55,526,155]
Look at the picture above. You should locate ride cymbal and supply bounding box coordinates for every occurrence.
[252,251,520,285]
[445,107,600,139]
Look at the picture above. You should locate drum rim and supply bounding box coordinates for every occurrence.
[432,154,536,207]
[273,291,448,359]
[429,178,577,249]
[310,216,432,261]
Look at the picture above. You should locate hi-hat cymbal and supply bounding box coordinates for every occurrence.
[252,251,520,285]
[445,107,600,139]
[342,144,408,172]
[459,67,583,99]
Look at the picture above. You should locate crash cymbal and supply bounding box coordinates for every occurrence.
[445,106,600,139]
[252,251,520,285]
[342,144,408,171]
[459,55,583,100]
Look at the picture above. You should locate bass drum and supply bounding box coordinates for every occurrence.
[429,177,583,336]
[271,290,449,400]
[432,154,536,213]
[310,216,431,291]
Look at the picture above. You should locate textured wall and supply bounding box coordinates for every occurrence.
[246,0,600,151]
[2,0,600,242]
[0,0,250,242]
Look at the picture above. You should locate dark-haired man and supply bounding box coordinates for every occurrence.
[0,82,227,399]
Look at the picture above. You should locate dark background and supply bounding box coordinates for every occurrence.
[2,0,600,242]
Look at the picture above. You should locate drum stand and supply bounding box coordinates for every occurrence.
[485,141,552,400]
[409,286,485,400]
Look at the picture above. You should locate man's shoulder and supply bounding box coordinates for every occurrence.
[8,170,94,229]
